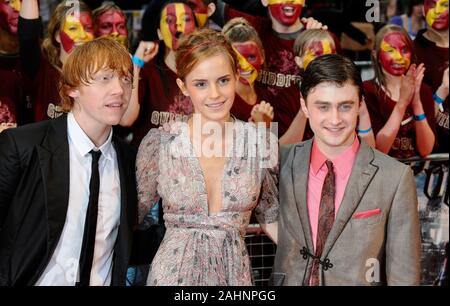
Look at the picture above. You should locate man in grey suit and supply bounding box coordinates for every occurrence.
[272,54,421,286]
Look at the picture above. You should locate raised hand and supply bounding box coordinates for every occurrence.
[250,101,274,125]
[412,63,425,108]
[134,41,159,64]
[301,17,328,30]
[398,63,416,110]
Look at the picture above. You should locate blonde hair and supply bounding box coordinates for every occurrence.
[42,1,92,69]
[371,24,415,95]
[59,37,132,111]
[222,17,264,60]
[293,29,336,58]
[175,28,237,81]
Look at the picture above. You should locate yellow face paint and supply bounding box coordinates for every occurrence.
[160,3,196,50]
[10,0,21,12]
[425,0,449,29]
[108,32,127,46]
[301,39,336,69]
[60,12,94,53]
[379,32,412,76]
[195,13,208,27]
[233,46,258,86]
[380,41,410,66]
[267,0,305,5]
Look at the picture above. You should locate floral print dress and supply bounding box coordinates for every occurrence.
[136,120,279,286]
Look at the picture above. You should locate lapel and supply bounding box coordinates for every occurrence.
[113,138,133,232]
[36,114,70,251]
[111,137,133,284]
[291,139,315,252]
[322,139,379,258]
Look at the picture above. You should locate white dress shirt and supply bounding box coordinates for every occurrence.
[35,113,121,286]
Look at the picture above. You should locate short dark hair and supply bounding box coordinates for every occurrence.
[300,54,363,102]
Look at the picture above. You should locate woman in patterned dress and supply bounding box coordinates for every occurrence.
[136,28,279,286]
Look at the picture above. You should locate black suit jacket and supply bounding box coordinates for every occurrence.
[0,115,137,286]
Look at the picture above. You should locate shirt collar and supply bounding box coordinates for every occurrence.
[310,136,360,179]
[67,112,114,161]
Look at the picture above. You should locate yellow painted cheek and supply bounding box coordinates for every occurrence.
[436,0,449,14]
[234,47,258,85]
[426,10,437,26]
[11,0,21,12]
[160,11,173,49]
[303,51,315,69]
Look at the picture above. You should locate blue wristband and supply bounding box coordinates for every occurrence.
[132,55,145,68]
[357,127,372,134]
[433,93,444,105]
[414,113,426,121]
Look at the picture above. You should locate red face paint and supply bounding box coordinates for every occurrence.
[235,42,264,71]
[60,12,94,53]
[268,0,304,26]
[0,0,21,35]
[233,42,264,85]
[378,32,412,76]
[94,10,128,46]
[186,0,208,27]
[160,3,196,50]
[424,0,449,30]
[302,39,336,69]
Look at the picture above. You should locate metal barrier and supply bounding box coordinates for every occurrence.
[245,153,449,286]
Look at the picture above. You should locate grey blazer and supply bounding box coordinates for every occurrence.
[272,139,421,286]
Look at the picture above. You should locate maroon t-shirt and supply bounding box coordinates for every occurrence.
[131,59,193,147]
[414,29,449,153]
[231,84,273,122]
[225,6,302,137]
[364,79,436,159]
[31,55,62,122]
[0,53,21,131]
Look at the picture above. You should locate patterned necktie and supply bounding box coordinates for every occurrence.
[310,160,335,286]
[76,149,102,286]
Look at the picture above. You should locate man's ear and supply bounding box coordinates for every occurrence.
[176,78,189,96]
[300,96,309,118]
[157,28,163,41]
[261,0,269,8]
[68,88,80,99]
[294,56,303,69]
[207,2,216,17]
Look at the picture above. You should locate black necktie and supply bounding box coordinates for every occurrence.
[310,160,335,286]
[77,149,102,286]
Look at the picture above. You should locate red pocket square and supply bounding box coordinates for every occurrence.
[352,208,381,219]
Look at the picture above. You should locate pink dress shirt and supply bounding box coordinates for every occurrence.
[307,137,360,251]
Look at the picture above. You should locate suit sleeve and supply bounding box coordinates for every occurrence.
[0,131,21,229]
[386,165,421,285]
